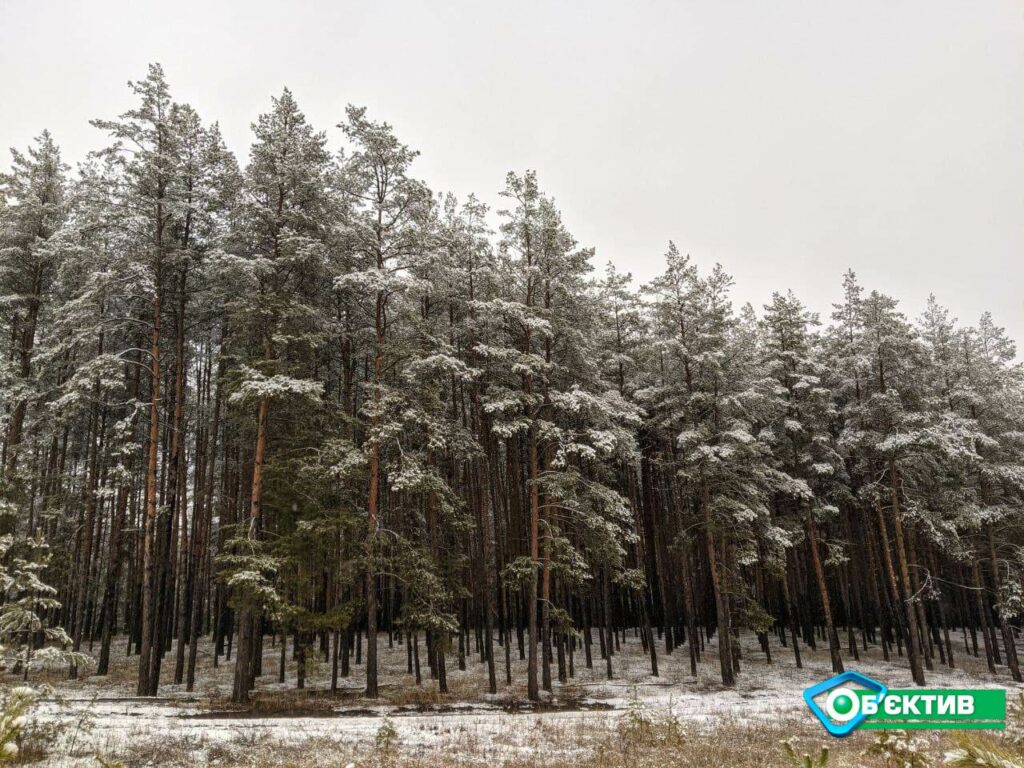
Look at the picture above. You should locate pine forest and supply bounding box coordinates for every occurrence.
[3,64,1024,718]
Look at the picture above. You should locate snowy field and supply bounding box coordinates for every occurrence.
[5,630,1022,766]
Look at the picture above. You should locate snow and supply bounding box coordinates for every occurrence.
[14,629,1023,764]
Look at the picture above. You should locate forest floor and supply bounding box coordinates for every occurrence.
[4,630,1024,766]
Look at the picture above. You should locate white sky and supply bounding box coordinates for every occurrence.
[2,0,1022,346]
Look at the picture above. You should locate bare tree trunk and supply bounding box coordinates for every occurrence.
[781,552,802,668]
[365,328,383,698]
[971,558,996,673]
[231,395,268,704]
[137,285,162,696]
[524,425,540,700]
[806,504,843,673]
[889,460,926,686]
[188,354,222,691]
[703,480,734,686]
[987,524,1022,682]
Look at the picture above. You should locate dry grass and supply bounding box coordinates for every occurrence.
[79,711,1024,768]
[380,673,482,708]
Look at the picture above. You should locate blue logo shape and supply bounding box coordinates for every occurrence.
[803,671,888,737]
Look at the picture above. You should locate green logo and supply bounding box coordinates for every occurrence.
[805,672,1006,736]
[856,688,1006,730]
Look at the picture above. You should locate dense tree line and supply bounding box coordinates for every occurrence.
[1,65,1022,703]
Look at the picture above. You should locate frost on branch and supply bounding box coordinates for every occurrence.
[228,365,323,405]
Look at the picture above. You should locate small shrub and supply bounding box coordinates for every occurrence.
[0,685,79,763]
[0,687,34,763]
[864,730,930,768]
[781,736,830,768]
[618,690,656,745]
[374,716,399,767]
[617,689,686,750]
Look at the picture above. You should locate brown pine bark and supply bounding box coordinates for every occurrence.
[231,395,269,704]
[137,285,162,696]
[187,352,222,691]
[806,504,843,673]
[72,329,105,678]
[703,480,734,686]
[364,315,383,699]
[888,460,926,686]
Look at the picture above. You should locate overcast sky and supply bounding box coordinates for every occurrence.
[2,0,1021,346]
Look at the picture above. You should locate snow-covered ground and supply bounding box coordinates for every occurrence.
[11,630,1024,765]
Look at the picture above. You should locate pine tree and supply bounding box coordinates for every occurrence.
[760,291,845,673]
[222,88,332,703]
[0,131,68,486]
[337,105,432,698]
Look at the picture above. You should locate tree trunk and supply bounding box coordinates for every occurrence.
[987,524,1022,682]
[703,481,734,686]
[137,285,162,697]
[806,504,843,673]
[231,395,269,704]
[888,460,926,686]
